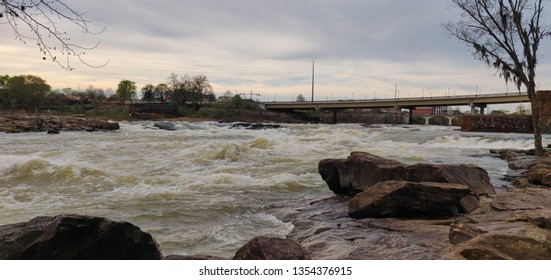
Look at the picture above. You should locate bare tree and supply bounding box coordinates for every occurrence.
[444,0,551,155]
[1,0,107,70]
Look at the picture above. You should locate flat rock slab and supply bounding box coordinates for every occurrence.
[270,186,551,260]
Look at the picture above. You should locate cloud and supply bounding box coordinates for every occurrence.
[1,0,550,100]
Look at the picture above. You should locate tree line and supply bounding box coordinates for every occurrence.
[0,73,217,111]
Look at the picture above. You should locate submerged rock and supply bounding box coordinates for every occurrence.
[0,214,163,260]
[230,122,281,130]
[154,121,177,131]
[233,236,311,260]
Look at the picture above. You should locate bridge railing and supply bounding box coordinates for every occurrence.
[264,91,528,104]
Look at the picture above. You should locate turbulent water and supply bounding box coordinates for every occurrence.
[0,122,547,258]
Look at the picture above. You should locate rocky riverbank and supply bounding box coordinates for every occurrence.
[0,114,120,133]
[269,151,551,259]
[0,150,549,259]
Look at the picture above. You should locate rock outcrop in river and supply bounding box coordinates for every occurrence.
[269,151,551,259]
[318,152,494,219]
[0,114,120,133]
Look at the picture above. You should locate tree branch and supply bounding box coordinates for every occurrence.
[1,0,108,70]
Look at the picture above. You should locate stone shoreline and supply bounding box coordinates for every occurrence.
[0,114,120,133]
[269,150,551,260]
[0,149,549,259]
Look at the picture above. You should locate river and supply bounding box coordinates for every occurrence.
[0,122,546,258]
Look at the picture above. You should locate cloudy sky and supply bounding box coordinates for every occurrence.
[1,0,550,102]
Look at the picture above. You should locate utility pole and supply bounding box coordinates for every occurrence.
[311,60,315,102]
[394,83,399,125]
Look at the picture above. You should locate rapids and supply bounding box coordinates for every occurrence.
[0,122,546,258]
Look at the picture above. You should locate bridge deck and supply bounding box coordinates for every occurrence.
[264,92,530,111]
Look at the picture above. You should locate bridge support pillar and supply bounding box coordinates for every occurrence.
[479,104,487,115]
[332,110,338,124]
[408,108,415,125]
[446,116,454,126]
[470,103,487,115]
[423,116,431,125]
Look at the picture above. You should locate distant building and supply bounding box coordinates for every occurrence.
[413,106,449,116]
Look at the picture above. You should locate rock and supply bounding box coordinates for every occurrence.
[47,129,60,134]
[0,115,119,132]
[449,222,488,245]
[459,195,480,213]
[95,121,119,131]
[0,214,163,260]
[317,159,349,195]
[318,152,406,195]
[319,152,494,196]
[507,213,551,230]
[154,122,177,131]
[527,158,551,187]
[269,196,454,260]
[451,234,551,260]
[233,236,311,260]
[230,122,281,130]
[164,254,226,260]
[348,181,472,219]
[406,163,495,195]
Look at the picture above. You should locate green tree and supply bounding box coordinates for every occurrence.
[0,75,9,86]
[445,0,551,155]
[232,94,242,110]
[3,74,51,110]
[0,75,10,107]
[115,79,137,104]
[154,83,170,102]
[141,84,155,103]
[296,94,306,102]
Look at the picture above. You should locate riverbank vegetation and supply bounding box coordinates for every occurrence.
[0,72,529,126]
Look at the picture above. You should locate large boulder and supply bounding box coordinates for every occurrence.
[318,152,406,195]
[319,152,495,196]
[0,214,163,260]
[348,181,473,219]
[233,236,311,260]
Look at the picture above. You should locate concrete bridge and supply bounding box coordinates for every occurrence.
[264,91,532,124]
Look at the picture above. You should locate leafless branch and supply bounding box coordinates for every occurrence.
[0,0,108,70]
